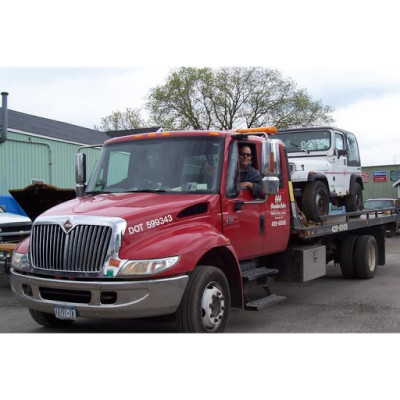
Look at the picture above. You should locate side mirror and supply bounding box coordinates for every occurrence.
[261,139,281,177]
[337,149,348,157]
[75,152,87,197]
[261,176,280,195]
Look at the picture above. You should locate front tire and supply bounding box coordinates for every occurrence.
[29,309,75,328]
[302,181,330,222]
[177,266,231,333]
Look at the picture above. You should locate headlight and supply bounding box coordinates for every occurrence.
[11,251,31,271]
[118,256,179,276]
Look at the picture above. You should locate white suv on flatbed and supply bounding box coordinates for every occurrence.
[275,127,364,222]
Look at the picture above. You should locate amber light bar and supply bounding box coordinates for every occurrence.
[236,126,277,134]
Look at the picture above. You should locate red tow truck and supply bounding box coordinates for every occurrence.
[9,127,399,332]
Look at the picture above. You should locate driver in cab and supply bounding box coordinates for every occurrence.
[239,144,263,199]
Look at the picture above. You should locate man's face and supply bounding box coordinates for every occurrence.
[239,146,252,169]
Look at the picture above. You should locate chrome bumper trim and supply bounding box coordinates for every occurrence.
[10,270,188,319]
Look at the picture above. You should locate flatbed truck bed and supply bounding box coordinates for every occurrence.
[293,208,399,239]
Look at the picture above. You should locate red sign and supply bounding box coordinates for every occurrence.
[373,171,387,182]
[361,172,369,183]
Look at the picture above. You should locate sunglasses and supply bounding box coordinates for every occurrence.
[239,152,252,158]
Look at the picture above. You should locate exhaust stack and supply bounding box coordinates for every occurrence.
[0,92,8,144]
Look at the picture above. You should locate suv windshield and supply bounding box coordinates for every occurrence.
[86,137,223,194]
[275,129,331,153]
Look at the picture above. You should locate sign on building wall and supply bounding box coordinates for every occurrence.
[373,171,387,182]
[361,172,369,183]
[390,170,400,181]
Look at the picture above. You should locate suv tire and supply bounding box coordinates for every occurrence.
[302,181,329,222]
[345,182,363,213]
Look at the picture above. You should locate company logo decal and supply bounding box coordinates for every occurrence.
[63,219,73,233]
[271,194,286,210]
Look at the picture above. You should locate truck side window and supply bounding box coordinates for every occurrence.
[226,142,239,198]
[346,133,361,166]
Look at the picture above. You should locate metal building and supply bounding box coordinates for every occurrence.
[0,93,109,196]
[361,164,400,200]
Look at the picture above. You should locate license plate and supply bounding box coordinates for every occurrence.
[54,305,77,320]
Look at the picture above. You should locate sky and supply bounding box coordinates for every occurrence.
[2,66,399,167]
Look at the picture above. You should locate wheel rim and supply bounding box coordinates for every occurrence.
[367,243,376,272]
[201,281,226,332]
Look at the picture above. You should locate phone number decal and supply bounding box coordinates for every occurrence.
[272,220,287,227]
[128,214,173,235]
[331,223,348,233]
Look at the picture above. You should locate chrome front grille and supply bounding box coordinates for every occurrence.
[31,223,112,273]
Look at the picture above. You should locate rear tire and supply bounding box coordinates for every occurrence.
[345,182,363,213]
[177,266,230,333]
[354,235,378,279]
[29,309,75,328]
[302,181,329,222]
[339,235,358,278]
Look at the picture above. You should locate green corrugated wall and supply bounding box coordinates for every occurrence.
[0,130,101,195]
[361,165,400,200]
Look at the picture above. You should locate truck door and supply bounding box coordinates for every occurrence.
[221,142,267,259]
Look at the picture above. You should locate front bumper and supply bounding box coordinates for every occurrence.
[10,270,189,319]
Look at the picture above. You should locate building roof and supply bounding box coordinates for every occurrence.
[0,108,109,145]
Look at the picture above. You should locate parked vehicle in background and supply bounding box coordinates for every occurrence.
[364,198,399,211]
[0,205,31,273]
[0,205,31,243]
[364,198,400,235]
[275,127,364,222]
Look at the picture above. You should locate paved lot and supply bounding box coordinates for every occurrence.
[1,235,399,333]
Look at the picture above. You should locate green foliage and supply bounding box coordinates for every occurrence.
[146,67,334,130]
[94,107,145,131]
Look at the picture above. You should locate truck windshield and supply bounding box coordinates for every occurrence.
[275,130,331,153]
[86,137,223,194]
